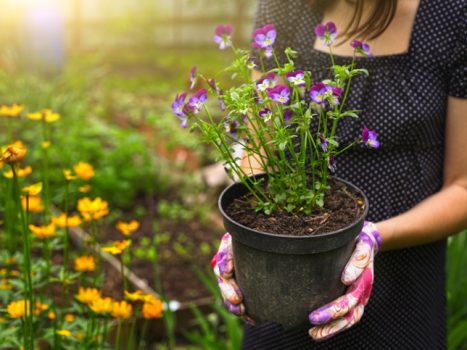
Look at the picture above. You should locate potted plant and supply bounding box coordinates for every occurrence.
[171,22,379,328]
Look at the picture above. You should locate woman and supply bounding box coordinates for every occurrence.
[212,0,467,348]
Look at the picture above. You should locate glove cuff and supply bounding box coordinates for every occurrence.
[362,221,382,253]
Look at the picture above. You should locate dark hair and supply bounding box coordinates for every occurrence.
[310,0,398,41]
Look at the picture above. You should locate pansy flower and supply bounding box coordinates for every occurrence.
[207,78,219,93]
[172,93,187,117]
[328,154,337,173]
[328,86,343,106]
[267,85,290,104]
[214,24,233,50]
[189,66,197,89]
[286,70,306,87]
[224,120,240,139]
[256,73,277,92]
[351,39,372,57]
[314,21,337,46]
[319,134,328,152]
[258,107,272,120]
[309,82,328,105]
[362,127,380,148]
[187,88,208,114]
[252,24,276,49]
[283,109,293,124]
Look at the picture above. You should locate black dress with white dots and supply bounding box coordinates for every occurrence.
[244,0,466,349]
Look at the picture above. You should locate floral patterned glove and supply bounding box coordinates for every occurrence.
[308,221,382,341]
[211,233,251,320]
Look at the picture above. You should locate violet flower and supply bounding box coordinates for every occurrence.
[252,24,276,49]
[314,21,337,46]
[189,66,197,89]
[171,92,187,117]
[283,109,292,124]
[350,39,372,57]
[329,86,343,106]
[362,127,380,148]
[286,70,306,87]
[258,107,272,119]
[309,82,328,104]
[214,24,233,50]
[224,120,240,139]
[319,134,328,152]
[267,85,290,104]
[207,78,219,92]
[256,73,277,92]
[187,88,208,114]
[328,154,337,173]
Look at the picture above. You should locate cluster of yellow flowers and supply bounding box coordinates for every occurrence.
[0,103,24,118]
[6,300,50,318]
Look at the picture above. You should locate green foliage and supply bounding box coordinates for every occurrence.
[447,231,467,350]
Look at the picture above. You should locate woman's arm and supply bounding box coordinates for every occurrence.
[378,97,467,251]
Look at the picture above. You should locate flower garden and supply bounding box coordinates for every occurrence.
[0,7,466,350]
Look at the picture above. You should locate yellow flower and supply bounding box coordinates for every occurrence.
[29,223,56,239]
[74,162,95,181]
[124,290,145,302]
[41,141,51,149]
[111,301,133,319]
[63,169,77,181]
[74,256,95,272]
[4,257,16,265]
[22,195,44,213]
[116,220,140,236]
[7,300,30,318]
[1,145,26,165]
[27,109,60,123]
[142,299,163,319]
[4,166,32,179]
[0,278,13,290]
[52,213,82,228]
[56,329,72,337]
[102,240,131,255]
[33,302,49,316]
[76,287,101,304]
[89,297,113,314]
[79,184,91,193]
[64,313,75,322]
[78,197,109,221]
[48,311,56,320]
[22,182,43,196]
[0,104,24,117]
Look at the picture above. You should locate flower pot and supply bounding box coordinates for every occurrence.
[218,175,368,329]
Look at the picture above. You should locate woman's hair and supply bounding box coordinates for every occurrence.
[310,0,398,41]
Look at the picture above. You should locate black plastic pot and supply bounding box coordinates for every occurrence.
[218,175,368,329]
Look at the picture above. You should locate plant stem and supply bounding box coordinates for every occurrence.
[115,319,122,350]
[137,319,148,350]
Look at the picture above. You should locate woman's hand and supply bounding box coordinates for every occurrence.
[308,222,382,341]
[211,233,248,318]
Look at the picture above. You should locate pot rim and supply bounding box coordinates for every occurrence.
[218,174,369,240]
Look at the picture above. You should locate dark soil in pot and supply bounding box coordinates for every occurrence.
[219,175,368,329]
[225,178,365,236]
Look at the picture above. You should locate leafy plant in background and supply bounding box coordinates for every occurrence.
[447,230,467,350]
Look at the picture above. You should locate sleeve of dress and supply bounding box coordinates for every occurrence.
[252,0,293,71]
[447,3,466,99]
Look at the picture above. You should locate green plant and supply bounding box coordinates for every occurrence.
[447,230,467,350]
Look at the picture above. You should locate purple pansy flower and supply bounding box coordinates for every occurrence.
[328,154,337,173]
[187,88,207,114]
[252,24,276,49]
[309,82,328,104]
[350,39,372,57]
[319,134,328,152]
[189,66,197,89]
[362,127,380,148]
[329,86,343,106]
[267,85,290,104]
[171,92,187,117]
[214,24,233,50]
[314,21,337,46]
[224,119,240,139]
[286,70,306,87]
[283,109,293,124]
[207,78,219,92]
[258,107,272,119]
[256,73,277,91]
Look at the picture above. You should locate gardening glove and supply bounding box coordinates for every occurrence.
[211,233,254,323]
[308,221,382,341]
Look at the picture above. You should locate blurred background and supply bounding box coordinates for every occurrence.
[0,0,465,349]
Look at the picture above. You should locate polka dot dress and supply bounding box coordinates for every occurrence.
[244,0,466,349]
